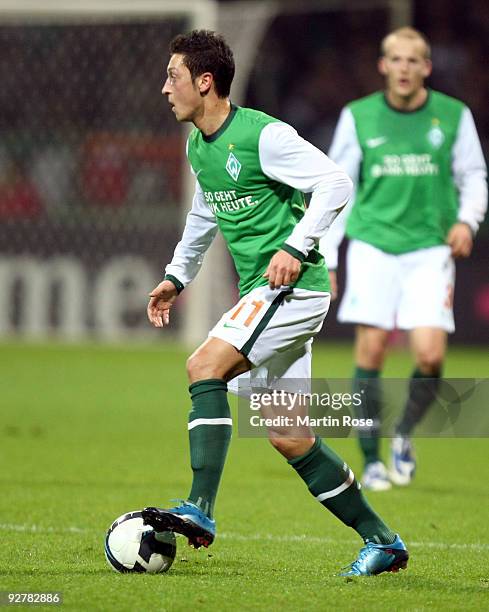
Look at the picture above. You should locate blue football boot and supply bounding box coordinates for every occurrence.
[142,501,215,549]
[340,535,409,576]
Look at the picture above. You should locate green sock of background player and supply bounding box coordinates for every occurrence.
[396,368,442,435]
[352,367,382,466]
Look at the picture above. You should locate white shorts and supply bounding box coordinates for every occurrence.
[338,240,455,332]
[209,285,330,396]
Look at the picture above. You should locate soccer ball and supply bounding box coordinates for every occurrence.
[105,510,176,573]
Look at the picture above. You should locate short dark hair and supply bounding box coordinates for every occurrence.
[169,29,235,98]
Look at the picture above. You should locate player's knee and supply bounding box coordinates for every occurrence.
[356,327,389,369]
[268,435,314,459]
[186,352,216,382]
[367,349,385,369]
[416,349,444,375]
[358,342,386,369]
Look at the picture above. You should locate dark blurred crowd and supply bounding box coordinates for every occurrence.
[0,1,487,228]
[0,21,183,221]
[246,0,489,164]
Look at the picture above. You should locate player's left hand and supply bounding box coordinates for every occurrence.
[446,223,473,258]
[263,249,301,289]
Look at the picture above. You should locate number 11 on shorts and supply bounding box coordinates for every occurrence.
[230,300,264,327]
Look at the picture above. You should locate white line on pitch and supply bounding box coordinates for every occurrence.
[0,523,488,552]
[219,532,489,552]
[0,523,88,534]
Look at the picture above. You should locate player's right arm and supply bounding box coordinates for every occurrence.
[147,279,179,327]
[318,107,362,297]
[148,180,218,327]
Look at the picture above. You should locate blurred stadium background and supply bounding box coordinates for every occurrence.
[1,3,488,607]
[0,0,487,346]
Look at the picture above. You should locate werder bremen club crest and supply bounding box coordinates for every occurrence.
[225,152,242,181]
[427,119,445,149]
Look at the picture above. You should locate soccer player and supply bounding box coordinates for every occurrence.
[320,27,487,490]
[142,30,409,576]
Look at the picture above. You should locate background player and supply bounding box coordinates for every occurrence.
[320,27,487,490]
[142,29,409,575]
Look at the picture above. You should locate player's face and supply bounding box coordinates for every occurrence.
[162,54,202,122]
[379,38,432,101]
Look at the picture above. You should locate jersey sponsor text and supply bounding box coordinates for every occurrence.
[204,189,258,214]
[371,154,439,178]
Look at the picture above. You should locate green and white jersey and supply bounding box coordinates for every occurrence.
[166,105,352,297]
[320,90,487,268]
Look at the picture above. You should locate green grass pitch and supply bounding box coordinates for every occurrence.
[1,341,488,611]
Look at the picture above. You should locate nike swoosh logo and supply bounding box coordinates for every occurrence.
[366,137,388,149]
[223,322,241,329]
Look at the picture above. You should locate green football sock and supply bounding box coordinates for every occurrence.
[289,437,396,544]
[353,367,382,466]
[187,379,232,519]
[396,368,441,436]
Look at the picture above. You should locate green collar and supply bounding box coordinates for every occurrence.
[202,103,238,142]
[382,89,431,115]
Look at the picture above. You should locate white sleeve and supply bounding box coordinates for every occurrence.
[319,107,362,269]
[165,180,218,288]
[451,107,488,234]
[258,122,352,259]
